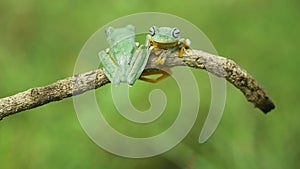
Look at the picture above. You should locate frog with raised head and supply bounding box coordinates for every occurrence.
[98,25,149,86]
[139,26,191,83]
[147,26,191,65]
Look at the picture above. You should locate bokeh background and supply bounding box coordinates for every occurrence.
[0,0,299,168]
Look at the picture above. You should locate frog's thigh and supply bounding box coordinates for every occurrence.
[127,45,149,85]
[98,50,118,82]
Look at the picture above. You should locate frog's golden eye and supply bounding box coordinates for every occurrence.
[149,26,156,36]
[172,28,180,38]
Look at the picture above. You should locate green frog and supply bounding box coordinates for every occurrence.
[98,25,149,86]
[147,26,191,65]
[139,26,191,83]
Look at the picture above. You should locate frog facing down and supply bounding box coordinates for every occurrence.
[98,25,149,86]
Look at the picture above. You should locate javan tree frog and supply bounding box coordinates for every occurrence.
[147,26,191,65]
[98,25,149,86]
[139,26,191,83]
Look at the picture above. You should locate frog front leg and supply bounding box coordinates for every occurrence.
[154,39,191,65]
[178,38,191,58]
[127,44,150,86]
[154,46,179,65]
[98,49,120,85]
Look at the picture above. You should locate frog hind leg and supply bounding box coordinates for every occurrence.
[98,49,120,85]
[127,44,150,86]
[139,67,172,83]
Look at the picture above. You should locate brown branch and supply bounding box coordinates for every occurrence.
[0,49,275,120]
[147,49,275,113]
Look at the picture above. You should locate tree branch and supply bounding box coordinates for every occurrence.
[0,49,275,120]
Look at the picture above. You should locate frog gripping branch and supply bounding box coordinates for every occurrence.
[0,25,275,120]
[147,26,191,65]
[98,25,150,86]
[140,26,191,83]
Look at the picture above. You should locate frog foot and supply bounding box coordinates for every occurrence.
[178,39,191,58]
[154,56,166,65]
[178,47,186,58]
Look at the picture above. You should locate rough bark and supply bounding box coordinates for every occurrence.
[0,49,275,120]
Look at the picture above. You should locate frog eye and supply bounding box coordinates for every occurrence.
[172,28,180,38]
[149,26,156,36]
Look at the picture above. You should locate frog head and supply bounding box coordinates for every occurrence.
[148,26,180,44]
[105,25,135,47]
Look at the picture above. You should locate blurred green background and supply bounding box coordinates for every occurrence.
[0,0,299,168]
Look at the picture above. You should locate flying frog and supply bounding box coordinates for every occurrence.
[98,25,149,86]
[147,26,191,65]
[139,26,191,83]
